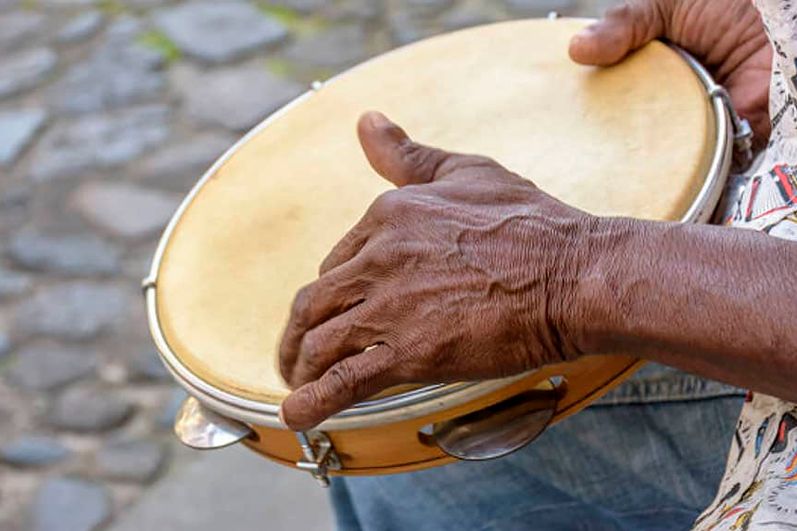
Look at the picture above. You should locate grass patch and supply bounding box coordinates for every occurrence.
[258,2,328,36]
[138,31,182,64]
[97,0,126,16]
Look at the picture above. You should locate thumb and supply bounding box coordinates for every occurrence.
[569,1,668,66]
[357,111,452,187]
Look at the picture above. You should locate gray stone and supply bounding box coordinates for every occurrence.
[0,108,48,165]
[176,64,303,131]
[0,436,70,467]
[333,0,384,21]
[0,47,57,100]
[0,11,46,51]
[31,477,111,531]
[283,25,368,69]
[56,11,103,44]
[9,228,120,275]
[31,105,170,181]
[129,349,170,382]
[96,439,168,483]
[13,281,129,341]
[404,0,454,15]
[442,7,494,31]
[39,0,98,5]
[71,182,181,239]
[268,0,325,14]
[154,1,288,64]
[0,332,10,360]
[157,387,186,428]
[7,344,96,391]
[121,0,170,6]
[140,132,235,180]
[0,268,33,299]
[501,0,577,16]
[50,386,134,432]
[49,18,164,115]
[389,11,430,46]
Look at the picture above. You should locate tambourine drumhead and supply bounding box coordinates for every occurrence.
[155,18,714,405]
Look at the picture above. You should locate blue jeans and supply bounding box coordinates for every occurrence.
[330,365,745,531]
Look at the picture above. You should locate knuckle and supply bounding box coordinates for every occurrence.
[606,3,633,21]
[371,189,408,219]
[291,285,314,327]
[325,362,356,402]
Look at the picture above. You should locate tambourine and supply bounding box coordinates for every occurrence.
[144,18,751,485]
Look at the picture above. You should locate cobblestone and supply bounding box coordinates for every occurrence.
[128,348,171,382]
[30,478,111,531]
[96,439,168,483]
[174,63,303,131]
[0,437,70,468]
[71,182,181,239]
[56,11,103,44]
[283,24,369,69]
[7,343,97,391]
[49,18,164,114]
[9,228,120,276]
[32,105,170,181]
[50,386,134,432]
[0,11,46,51]
[154,1,288,64]
[0,108,48,166]
[502,0,579,16]
[0,269,33,299]
[0,47,57,100]
[0,332,10,360]
[13,282,129,341]
[139,132,235,181]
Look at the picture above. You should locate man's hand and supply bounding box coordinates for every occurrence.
[279,112,594,431]
[569,0,772,151]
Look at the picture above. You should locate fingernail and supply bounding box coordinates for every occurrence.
[367,111,391,128]
[278,406,288,427]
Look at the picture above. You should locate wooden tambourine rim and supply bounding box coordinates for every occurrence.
[143,20,734,435]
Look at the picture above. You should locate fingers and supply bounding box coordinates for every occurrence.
[279,260,369,384]
[287,305,381,388]
[569,1,668,66]
[280,346,398,431]
[357,111,454,187]
[319,216,370,275]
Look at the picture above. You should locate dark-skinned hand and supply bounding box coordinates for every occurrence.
[569,0,772,151]
[279,112,592,430]
[279,0,776,431]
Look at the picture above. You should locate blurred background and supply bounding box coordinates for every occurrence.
[0,0,618,529]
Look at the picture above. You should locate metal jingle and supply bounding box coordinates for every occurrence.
[174,396,254,450]
[432,378,558,461]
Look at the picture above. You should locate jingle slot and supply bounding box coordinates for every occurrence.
[420,377,564,461]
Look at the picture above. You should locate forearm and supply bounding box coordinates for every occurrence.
[574,218,797,401]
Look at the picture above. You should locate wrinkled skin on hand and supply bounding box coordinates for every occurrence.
[569,0,772,151]
[279,0,775,431]
[279,113,593,431]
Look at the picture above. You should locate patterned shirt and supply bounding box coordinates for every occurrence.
[692,1,797,529]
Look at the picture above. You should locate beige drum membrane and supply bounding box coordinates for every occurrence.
[154,18,714,421]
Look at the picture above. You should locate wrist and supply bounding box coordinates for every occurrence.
[565,216,650,358]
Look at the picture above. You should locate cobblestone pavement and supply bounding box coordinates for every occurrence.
[0,0,617,529]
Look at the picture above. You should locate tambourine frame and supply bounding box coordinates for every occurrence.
[143,31,736,433]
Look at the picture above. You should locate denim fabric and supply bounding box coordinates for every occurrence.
[596,363,745,405]
[331,387,744,531]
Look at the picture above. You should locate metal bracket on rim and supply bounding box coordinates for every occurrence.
[710,86,754,169]
[295,431,341,487]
